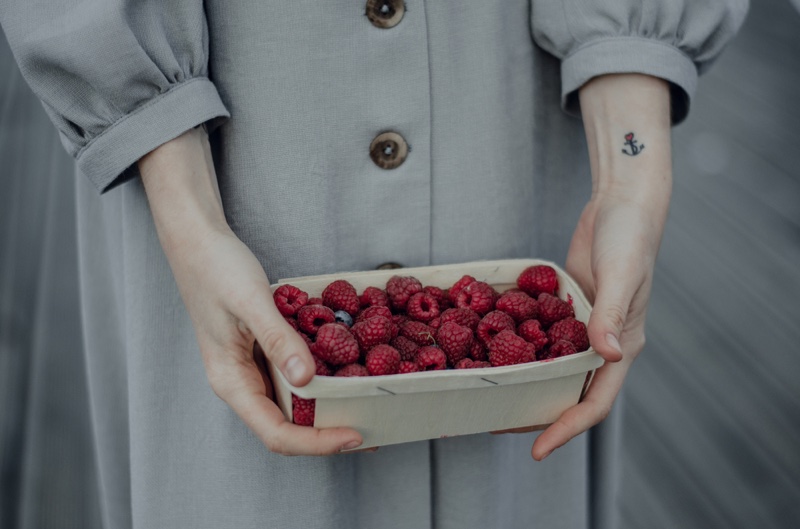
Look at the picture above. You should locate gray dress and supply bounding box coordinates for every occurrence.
[0,1,747,528]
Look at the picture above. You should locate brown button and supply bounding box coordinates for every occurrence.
[366,0,405,29]
[376,262,403,270]
[370,132,408,170]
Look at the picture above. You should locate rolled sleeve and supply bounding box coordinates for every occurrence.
[0,1,230,192]
[531,0,750,124]
[74,78,227,192]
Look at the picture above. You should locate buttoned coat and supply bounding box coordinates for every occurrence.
[0,1,748,528]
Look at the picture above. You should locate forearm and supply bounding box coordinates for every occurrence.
[138,127,230,255]
[579,74,673,212]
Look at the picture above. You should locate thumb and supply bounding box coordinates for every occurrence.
[586,271,632,363]
[239,285,316,387]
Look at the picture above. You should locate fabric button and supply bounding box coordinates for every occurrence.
[376,262,403,270]
[366,0,405,29]
[369,132,408,170]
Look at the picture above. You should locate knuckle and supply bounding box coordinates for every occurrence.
[204,361,230,400]
[266,436,288,456]
[592,400,613,424]
[604,305,627,332]
[597,405,612,423]
[258,326,289,360]
[635,333,646,352]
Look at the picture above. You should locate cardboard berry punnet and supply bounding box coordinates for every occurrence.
[267,259,603,450]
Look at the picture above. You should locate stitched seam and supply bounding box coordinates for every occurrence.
[563,35,695,66]
[74,77,208,160]
[422,0,434,267]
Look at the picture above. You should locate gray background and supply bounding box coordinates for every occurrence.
[1,1,798,528]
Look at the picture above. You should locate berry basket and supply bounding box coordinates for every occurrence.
[267,259,603,450]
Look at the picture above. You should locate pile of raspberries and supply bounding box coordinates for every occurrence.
[275,265,589,426]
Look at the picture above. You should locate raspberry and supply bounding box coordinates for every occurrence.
[284,317,299,331]
[322,279,360,316]
[495,291,538,323]
[311,323,360,365]
[517,265,559,298]
[517,319,548,352]
[469,340,488,361]
[428,316,441,330]
[386,275,423,312]
[334,363,369,377]
[365,344,401,376]
[356,305,393,323]
[448,275,477,304]
[406,292,440,322]
[436,321,473,365]
[540,339,577,361]
[454,358,492,369]
[308,297,323,306]
[274,284,309,317]
[488,330,536,367]
[399,320,436,346]
[299,332,313,348]
[440,308,481,332]
[360,286,389,308]
[423,286,449,309]
[476,310,516,347]
[334,310,354,327]
[456,281,496,315]
[398,361,420,374]
[313,356,333,376]
[297,305,336,335]
[391,314,408,326]
[390,335,420,361]
[292,394,315,426]
[547,317,589,352]
[351,316,393,354]
[537,293,575,327]
[416,346,447,371]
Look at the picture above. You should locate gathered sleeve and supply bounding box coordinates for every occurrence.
[0,1,229,192]
[531,0,750,124]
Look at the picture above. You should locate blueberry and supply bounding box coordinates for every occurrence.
[334,310,354,327]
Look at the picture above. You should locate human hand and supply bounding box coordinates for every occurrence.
[530,191,667,459]
[139,128,363,455]
[530,73,672,460]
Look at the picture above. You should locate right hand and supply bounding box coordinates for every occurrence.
[139,128,363,456]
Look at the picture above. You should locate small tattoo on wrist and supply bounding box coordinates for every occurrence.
[622,132,644,156]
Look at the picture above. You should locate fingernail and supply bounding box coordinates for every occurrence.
[540,449,553,461]
[606,333,622,355]
[285,356,307,385]
[342,440,362,451]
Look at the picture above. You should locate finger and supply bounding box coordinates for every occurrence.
[251,343,274,400]
[219,362,363,455]
[236,282,316,387]
[531,359,629,461]
[586,265,639,363]
[224,375,363,456]
[489,424,550,435]
[347,447,380,453]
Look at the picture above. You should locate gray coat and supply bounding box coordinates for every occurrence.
[0,1,747,528]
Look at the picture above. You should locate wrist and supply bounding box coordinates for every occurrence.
[139,127,232,253]
[579,74,672,203]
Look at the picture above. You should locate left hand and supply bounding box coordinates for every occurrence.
[529,73,673,460]
[530,187,668,460]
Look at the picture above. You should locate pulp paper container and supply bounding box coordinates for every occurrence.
[267,259,603,450]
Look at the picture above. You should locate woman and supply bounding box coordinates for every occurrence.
[0,1,747,528]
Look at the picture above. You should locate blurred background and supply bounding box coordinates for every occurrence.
[1,1,798,528]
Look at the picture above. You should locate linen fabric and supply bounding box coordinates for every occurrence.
[0,1,748,528]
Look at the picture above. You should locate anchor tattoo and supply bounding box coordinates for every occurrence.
[622,132,645,156]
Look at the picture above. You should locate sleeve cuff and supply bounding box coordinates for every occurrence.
[560,37,698,125]
[74,77,230,193]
